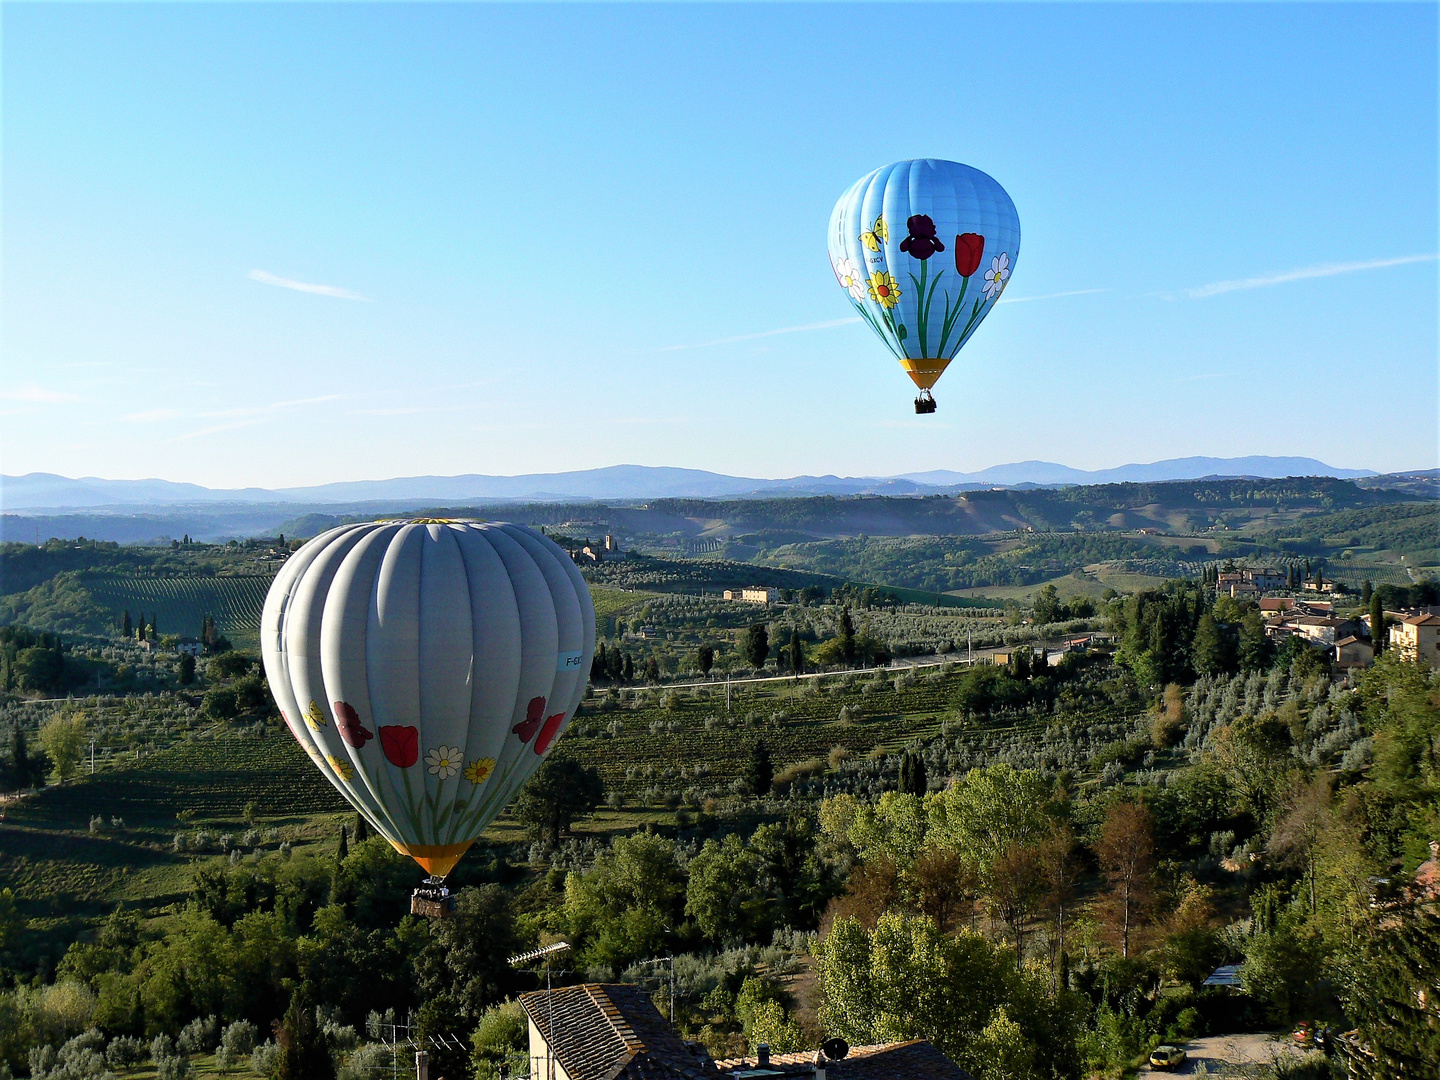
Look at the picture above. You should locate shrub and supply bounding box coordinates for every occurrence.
[250,1040,281,1079]
[106,1035,147,1069]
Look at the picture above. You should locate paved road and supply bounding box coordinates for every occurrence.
[1138,1033,1320,1076]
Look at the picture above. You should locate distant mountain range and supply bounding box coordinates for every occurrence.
[0,457,1384,511]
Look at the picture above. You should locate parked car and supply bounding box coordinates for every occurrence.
[1149,1045,1187,1069]
[1292,1021,1315,1045]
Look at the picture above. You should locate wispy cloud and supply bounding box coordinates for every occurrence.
[662,317,862,352]
[998,288,1107,305]
[174,419,266,442]
[249,269,373,302]
[173,395,343,441]
[1188,254,1438,298]
[2,385,81,404]
[122,408,182,423]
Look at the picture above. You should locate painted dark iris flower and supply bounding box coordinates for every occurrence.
[512,696,547,742]
[899,215,945,260]
[333,701,373,748]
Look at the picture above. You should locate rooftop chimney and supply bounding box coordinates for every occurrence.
[757,1044,770,1067]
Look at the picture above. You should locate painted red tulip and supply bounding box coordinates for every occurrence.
[955,233,985,277]
[378,725,419,768]
[535,712,566,755]
[512,696,547,742]
[333,701,374,748]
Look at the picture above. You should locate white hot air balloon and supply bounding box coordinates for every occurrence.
[260,520,595,888]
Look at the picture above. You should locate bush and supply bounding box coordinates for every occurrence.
[216,1021,258,1072]
[177,1014,219,1055]
[106,1035,146,1069]
[250,1040,281,1080]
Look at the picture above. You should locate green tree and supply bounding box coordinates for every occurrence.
[1191,613,1233,676]
[1237,611,1272,672]
[121,610,132,638]
[686,832,768,942]
[1369,592,1385,654]
[565,833,684,973]
[14,646,65,694]
[898,750,927,796]
[744,623,770,669]
[275,984,334,1080]
[38,711,87,783]
[1361,579,1373,605]
[696,644,715,676]
[511,756,604,844]
[839,608,857,665]
[746,740,773,797]
[928,764,1051,873]
[789,628,804,676]
[178,653,196,686]
[470,1000,528,1080]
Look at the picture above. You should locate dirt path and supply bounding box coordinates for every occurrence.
[1137,1032,1321,1076]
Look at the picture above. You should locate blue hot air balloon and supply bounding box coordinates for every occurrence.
[828,159,1020,413]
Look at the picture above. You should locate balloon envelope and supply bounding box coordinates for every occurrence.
[260,520,595,877]
[828,158,1020,390]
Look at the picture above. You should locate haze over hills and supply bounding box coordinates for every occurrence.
[1,456,1381,511]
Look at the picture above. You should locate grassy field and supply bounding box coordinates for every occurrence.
[589,585,662,620]
[947,567,1173,603]
[82,574,274,650]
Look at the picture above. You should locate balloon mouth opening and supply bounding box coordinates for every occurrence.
[898,357,951,391]
[389,840,475,878]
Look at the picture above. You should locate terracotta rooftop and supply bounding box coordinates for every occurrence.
[1401,614,1440,626]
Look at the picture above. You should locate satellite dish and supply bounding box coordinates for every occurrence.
[822,1038,850,1061]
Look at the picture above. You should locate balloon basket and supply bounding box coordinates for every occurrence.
[411,877,453,919]
[914,391,936,415]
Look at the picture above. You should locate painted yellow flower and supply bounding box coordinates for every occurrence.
[868,271,902,308]
[305,701,327,730]
[464,757,496,785]
[326,754,354,780]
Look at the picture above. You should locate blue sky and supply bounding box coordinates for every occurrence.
[3,2,1436,488]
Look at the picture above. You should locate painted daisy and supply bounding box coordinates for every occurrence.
[982,252,1011,300]
[832,257,866,301]
[426,745,463,780]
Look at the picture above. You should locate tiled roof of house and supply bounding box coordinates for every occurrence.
[1401,614,1440,626]
[714,1041,973,1079]
[518,984,716,1080]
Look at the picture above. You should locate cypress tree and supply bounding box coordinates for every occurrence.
[746,740,773,797]
[13,725,32,788]
[1362,580,1373,605]
[336,824,349,861]
[353,812,369,843]
[898,750,927,796]
[839,607,856,665]
[275,983,334,1080]
[1370,593,1386,653]
[121,610,131,638]
[789,628,803,676]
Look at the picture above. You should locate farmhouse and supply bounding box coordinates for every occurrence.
[1333,635,1374,671]
[518,983,973,1080]
[1389,613,1440,666]
[723,586,778,604]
